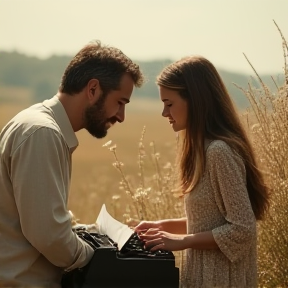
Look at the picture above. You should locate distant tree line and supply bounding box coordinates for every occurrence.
[0,51,284,110]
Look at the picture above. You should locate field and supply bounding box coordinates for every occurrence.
[0,98,178,223]
[69,101,179,223]
[1,68,288,285]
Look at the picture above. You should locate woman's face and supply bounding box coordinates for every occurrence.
[159,86,188,132]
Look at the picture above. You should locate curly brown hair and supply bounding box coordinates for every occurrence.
[59,40,144,95]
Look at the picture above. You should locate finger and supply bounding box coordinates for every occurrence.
[135,229,149,234]
[143,238,162,249]
[134,225,144,231]
[150,242,165,252]
[144,228,160,235]
[138,229,160,239]
[134,223,151,232]
[139,233,161,241]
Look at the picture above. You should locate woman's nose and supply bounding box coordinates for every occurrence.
[162,107,168,118]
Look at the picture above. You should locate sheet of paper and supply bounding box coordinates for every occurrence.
[96,204,134,250]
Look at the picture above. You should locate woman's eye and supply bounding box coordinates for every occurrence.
[167,104,172,107]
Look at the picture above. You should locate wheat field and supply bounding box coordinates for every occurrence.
[0,98,178,223]
[1,25,288,284]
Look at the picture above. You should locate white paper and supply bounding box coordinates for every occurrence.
[96,204,134,250]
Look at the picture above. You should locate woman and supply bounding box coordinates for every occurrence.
[134,56,269,287]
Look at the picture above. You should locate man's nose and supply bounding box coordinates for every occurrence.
[116,106,125,123]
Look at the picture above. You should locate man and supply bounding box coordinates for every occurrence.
[0,40,144,287]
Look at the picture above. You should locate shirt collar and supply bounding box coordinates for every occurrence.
[43,96,79,152]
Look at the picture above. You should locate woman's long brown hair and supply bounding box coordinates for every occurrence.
[157,56,269,220]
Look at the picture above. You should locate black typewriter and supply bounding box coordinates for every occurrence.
[61,230,179,288]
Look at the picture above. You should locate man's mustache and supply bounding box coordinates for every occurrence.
[107,117,119,125]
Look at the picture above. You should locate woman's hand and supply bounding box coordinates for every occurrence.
[134,220,162,233]
[139,228,187,252]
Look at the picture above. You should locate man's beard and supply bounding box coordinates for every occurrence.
[84,93,117,139]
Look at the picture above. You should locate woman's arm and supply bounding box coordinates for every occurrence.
[140,229,219,252]
[207,142,257,262]
[184,231,218,249]
[159,217,187,234]
[134,217,187,234]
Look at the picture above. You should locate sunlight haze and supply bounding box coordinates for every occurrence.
[1,0,287,74]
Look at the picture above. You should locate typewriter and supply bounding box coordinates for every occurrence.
[62,230,179,288]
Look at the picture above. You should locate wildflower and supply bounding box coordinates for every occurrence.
[154,152,160,159]
[163,162,172,169]
[102,140,112,147]
[112,161,123,169]
[109,145,117,151]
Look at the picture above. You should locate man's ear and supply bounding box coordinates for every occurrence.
[86,79,102,104]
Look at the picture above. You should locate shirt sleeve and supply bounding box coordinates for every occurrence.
[11,127,94,271]
[207,142,256,262]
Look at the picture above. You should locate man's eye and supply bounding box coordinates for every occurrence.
[166,104,172,107]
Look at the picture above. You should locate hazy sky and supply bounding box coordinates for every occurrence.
[1,0,287,74]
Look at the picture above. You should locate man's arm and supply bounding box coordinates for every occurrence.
[12,127,94,270]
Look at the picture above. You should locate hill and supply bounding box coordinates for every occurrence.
[0,51,285,110]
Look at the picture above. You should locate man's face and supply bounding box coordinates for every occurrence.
[84,73,134,138]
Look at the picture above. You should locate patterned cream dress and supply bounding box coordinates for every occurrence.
[180,140,257,288]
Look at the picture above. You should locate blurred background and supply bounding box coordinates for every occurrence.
[0,0,287,222]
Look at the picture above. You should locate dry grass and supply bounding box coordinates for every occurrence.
[96,21,288,287]
[69,109,179,223]
[234,22,288,287]
[0,86,33,104]
[1,22,287,286]
[0,99,178,223]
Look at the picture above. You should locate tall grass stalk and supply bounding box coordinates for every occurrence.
[102,127,185,268]
[105,21,287,287]
[235,21,288,287]
[103,127,183,224]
